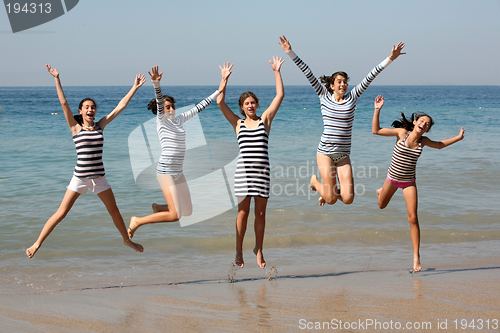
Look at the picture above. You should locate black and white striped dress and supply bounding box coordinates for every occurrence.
[387,131,423,183]
[234,119,270,198]
[72,126,105,179]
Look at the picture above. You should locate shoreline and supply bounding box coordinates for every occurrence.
[1,251,499,332]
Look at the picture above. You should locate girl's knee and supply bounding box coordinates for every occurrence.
[238,210,249,221]
[323,194,338,205]
[343,194,354,205]
[408,215,419,226]
[54,208,69,221]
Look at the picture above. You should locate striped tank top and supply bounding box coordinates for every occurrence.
[387,131,423,183]
[72,126,105,179]
[234,119,270,198]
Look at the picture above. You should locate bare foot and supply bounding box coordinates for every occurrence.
[235,252,244,268]
[318,196,326,206]
[310,175,318,191]
[124,238,144,252]
[152,203,168,213]
[413,257,422,272]
[128,216,140,239]
[376,188,382,197]
[254,248,266,269]
[26,244,40,258]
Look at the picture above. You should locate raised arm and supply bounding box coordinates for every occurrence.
[98,73,146,130]
[422,127,465,149]
[46,64,78,133]
[178,71,223,124]
[217,62,240,132]
[148,66,165,118]
[372,95,401,137]
[352,42,406,98]
[279,35,324,97]
[261,56,285,132]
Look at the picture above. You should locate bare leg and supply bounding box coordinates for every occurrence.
[253,197,268,269]
[311,153,338,205]
[235,197,251,268]
[335,157,354,205]
[402,184,421,272]
[26,189,80,258]
[377,178,399,209]
[128,175,182,238]
[98,188,143,253]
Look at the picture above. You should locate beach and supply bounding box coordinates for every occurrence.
[1,248,499,332]
[1,85,499,332]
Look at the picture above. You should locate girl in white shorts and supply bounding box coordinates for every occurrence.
[26,65,146,258]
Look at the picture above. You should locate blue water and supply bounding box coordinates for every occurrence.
[0,85,499,294]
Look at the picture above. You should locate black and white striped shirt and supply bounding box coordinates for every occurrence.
[234,119,270,198]
[73,126,105,179]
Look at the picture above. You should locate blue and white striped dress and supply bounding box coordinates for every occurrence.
[286,50,392,155]
[234,119,270,198]
[72,126,105,179]
[153,81,219,176]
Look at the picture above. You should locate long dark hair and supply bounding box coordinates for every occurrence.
[320,71,350,94]
[74,98,97,125]
[392,112,434,131]
[147,95,176,115]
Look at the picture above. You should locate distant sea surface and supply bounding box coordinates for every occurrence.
[1,85,499,294]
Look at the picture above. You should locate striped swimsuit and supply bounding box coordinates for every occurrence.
[72,126,105,179]
[234,119,270,198]
[286,50,392,155]
[153,81,219,176]
[387,131,423,184]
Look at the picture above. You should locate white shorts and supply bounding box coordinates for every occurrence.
[67,175,111,194]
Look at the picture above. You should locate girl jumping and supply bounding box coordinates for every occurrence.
[127,66,225,238]
[26,65,145,258]
[372,95,465,272]
[217,57,285,269]
[279,36,405,206]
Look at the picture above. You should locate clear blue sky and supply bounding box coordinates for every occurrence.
[1,0,499,86]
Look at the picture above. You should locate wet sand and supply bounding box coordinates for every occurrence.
[1,256,499,332]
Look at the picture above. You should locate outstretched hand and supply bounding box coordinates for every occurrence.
[389,42,406,60]
[374,95,384,109]
[219,62,233,81]
[279,35,291,52]
[148,66,163,81]
[46,64,59,78]
[269,55,284,72]
[458,127,466,140]
[134,74,146,88]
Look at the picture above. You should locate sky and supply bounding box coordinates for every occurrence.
[1,0,499,86]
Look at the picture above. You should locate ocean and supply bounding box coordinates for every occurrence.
[1,85,499,295]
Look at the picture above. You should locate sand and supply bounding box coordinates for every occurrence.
[1,257,499,333]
